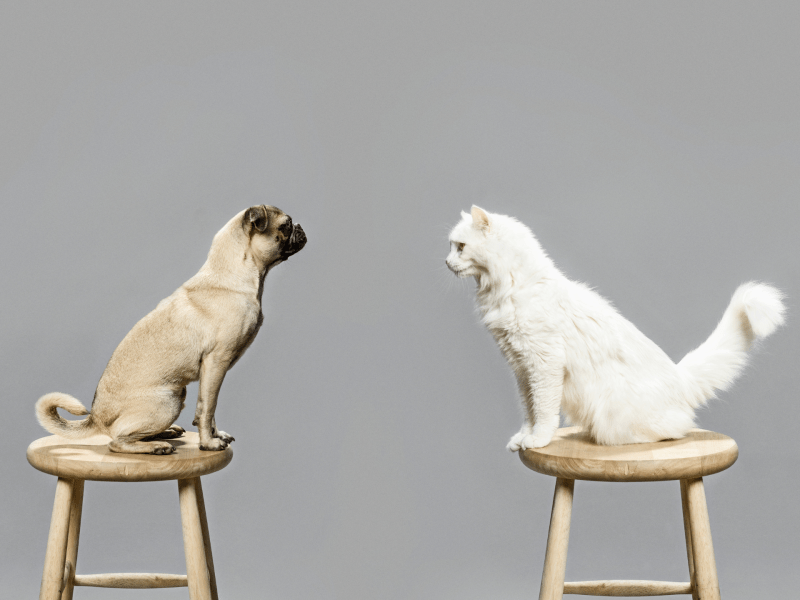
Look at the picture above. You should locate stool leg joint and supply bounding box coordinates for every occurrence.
[60,560,73,592]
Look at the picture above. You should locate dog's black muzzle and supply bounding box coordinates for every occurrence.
[280,224,307,260]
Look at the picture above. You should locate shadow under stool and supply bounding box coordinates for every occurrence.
[27,431,233,600]
[519,427,738,600]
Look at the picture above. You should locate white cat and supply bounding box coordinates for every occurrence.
[446,206,785,449]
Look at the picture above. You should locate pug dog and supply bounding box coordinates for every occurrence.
[36,205,306,453]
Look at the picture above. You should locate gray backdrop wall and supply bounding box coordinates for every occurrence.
[2,2,798,598]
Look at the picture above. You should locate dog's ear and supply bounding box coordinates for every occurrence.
[244,206,269,234]
[471,205,490,232]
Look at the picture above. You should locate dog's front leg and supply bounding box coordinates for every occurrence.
[196,354,230,451]
[192,413,235,443]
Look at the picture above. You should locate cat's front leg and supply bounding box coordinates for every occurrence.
[507,368,534,451]
[519,358,564,450]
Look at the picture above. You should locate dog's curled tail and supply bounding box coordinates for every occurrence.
[678,282,785,407]
[35,393,96,438]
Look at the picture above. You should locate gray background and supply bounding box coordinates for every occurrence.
[2,2,798,598]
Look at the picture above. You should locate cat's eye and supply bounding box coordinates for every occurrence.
[456,243,465,253]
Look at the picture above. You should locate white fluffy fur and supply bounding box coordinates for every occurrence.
[446,206,786,449]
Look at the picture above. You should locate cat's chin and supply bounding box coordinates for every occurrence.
[448,266,472,278]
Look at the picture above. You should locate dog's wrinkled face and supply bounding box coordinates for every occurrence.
[243,205,307,269]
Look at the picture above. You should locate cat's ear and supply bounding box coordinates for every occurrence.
[471,205,490,232]
[460,210,470,220]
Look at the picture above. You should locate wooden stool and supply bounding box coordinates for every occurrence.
[27,432,233,600]
[519,427,738,600]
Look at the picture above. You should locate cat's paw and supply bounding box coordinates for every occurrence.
[519,432,553,450]
[506,431,527,452]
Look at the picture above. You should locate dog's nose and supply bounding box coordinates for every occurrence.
[292,224,307,248]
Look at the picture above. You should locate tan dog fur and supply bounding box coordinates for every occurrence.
[36,205,306,454]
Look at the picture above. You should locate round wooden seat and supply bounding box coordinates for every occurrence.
[519,426,738,482]
[27,431,233,482]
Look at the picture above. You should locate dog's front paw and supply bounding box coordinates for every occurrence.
[199,438,228,451]
[519,432,554,450]
[216,430,235,444]
[506,431,526,452]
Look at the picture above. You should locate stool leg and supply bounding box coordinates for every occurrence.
[40,478,74,600]
[179,477,213,600]
[680,480,700,600]
[684,477,721,600]
[61,479,84,600]
[539,477,574,600]
[195,477,219,600]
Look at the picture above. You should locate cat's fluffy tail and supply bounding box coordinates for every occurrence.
[35,392,96,438]
[678,282,785,407]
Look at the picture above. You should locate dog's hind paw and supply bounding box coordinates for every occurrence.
[151,442,175,455]
[152,425,185,440]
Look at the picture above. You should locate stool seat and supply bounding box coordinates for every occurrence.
[520,426,738,482]
[27,431,232,482]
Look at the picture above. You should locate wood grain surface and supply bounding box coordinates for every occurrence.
[684,477,721,600]
[519,427,737,482]
[27,431,233,482]
[539,478,574,600]
[38,477,73,600]
[562,579,692,596]
[73,573,188,588]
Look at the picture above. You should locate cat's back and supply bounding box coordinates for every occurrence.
[558,278,675,374]
[555,279,637,347]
